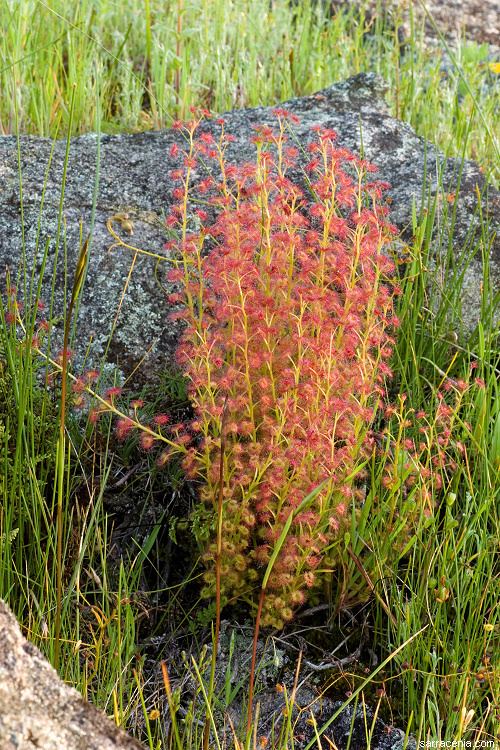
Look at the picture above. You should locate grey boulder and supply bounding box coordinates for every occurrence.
[0,600,143,750]
[0,73,497,383]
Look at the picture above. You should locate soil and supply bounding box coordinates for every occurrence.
[331,0,499,48]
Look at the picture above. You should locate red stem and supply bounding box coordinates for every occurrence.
[203,398,226,750]
[246,587,266,738]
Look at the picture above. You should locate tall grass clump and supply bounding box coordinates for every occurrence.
[365,195,500,743]
[0,268,184,746]
[0,277,63,643]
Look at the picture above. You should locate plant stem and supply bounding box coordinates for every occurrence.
[54,235,89,672]
[246,587,265,742]
[203,397,227,750]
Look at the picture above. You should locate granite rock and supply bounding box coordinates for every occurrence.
[0,600,143,750]
[0,73,497,382]
[330,0,500,48]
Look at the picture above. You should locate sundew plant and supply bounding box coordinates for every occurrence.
[161,111,406,627]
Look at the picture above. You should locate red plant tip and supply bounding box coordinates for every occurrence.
[104,386,122,400]
[84,369,100,383]
[71,378,86,393]
[303,572,316,588]
[130,399,145,409]
[115,417,135,441]
[153,414,170,426]
[156,450,172,468]
[88,408,101,424]
[140,433,157,451]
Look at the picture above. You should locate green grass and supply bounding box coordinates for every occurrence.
[0,1,498,748]
[364,198,500,744]
[1,0,498,180]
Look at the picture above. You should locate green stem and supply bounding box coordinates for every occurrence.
[54,235,89,672]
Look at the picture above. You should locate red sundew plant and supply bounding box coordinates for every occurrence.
[164,112,401,627]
